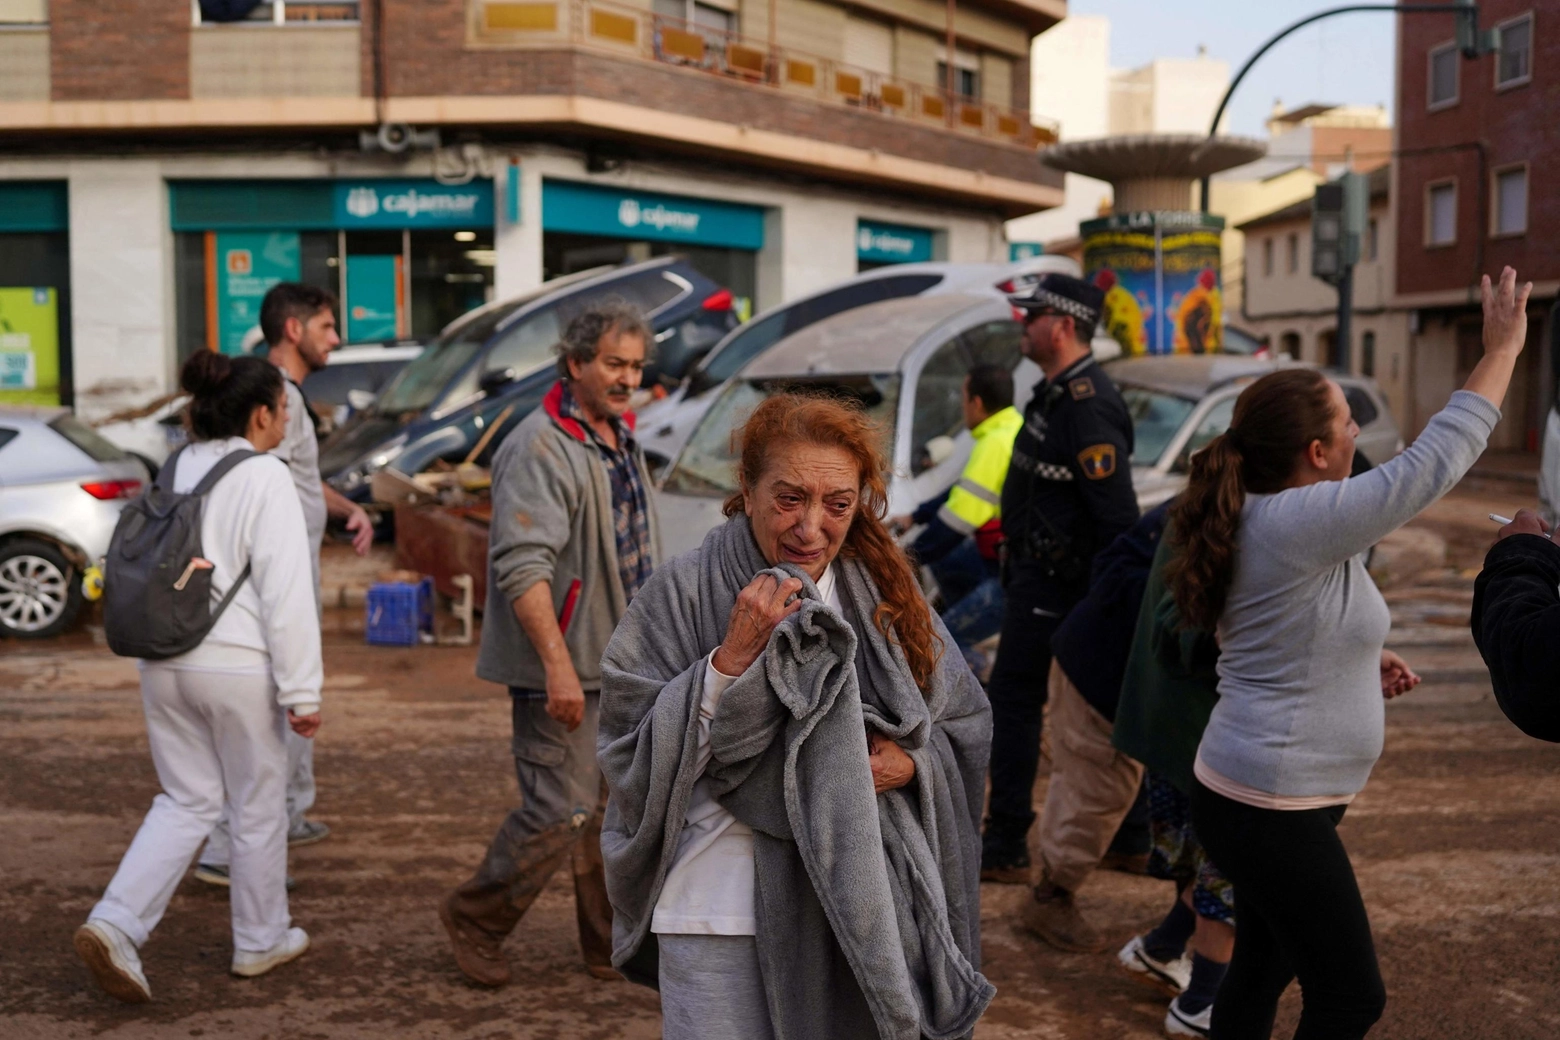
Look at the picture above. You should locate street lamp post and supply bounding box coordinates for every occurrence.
[1198,0,1499,214]
[1197,1,1500,368]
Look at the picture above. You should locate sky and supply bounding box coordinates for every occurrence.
[1069,0,1399,138]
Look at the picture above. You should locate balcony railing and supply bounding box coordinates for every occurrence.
[473,0,1058,150]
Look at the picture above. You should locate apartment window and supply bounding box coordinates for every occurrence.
[1286,233,1299,274]
[1427,181,1457,246]
[653,0,735,33]
[1367,218,1379,262]
[1428,42,1458,109]
[0,0,46,23]
[1262,237,1274,277]
[191,1,360,24]
[936,47,980,99]
[1496,13,1533,89]
[1494,165,1529,236]
[1361,330,1376,377]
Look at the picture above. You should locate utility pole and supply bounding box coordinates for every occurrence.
[1311,172,1368,371]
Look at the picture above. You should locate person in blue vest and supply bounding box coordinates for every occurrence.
[891,364,1023,675]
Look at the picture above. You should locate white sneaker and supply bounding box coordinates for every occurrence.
[74,919,150,1003]
[1118,934,1192,994]
[1164,994,1212,1037]
[231,927,310,978]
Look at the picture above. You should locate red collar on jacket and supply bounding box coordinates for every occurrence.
[543,380,638,444]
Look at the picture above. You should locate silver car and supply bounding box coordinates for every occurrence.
[654,292,1039,561]
[0,410,148,637]
[1106,355,1403,511]
[636,256,1083,470]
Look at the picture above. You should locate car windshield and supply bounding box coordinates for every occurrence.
[662,374,901,496]
[372,302,528,416]
[1120,386,1197,466]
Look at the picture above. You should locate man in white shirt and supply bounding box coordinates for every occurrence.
[196,283,372,884]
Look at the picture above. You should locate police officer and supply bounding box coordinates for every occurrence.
[981,272,1140,882]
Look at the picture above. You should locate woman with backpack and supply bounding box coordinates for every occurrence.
[1165,268,1530,1039]
[75,351,322,1003]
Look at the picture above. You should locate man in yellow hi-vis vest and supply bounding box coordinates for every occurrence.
[891,364,1022,675]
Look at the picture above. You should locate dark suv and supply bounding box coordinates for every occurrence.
[322,257,735,499]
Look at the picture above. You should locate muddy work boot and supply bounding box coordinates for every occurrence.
[1021,880,1107,953]
[980,830,1032,885]
[440,889,513,987]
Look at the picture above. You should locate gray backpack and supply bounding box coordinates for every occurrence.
[103,445,261,660]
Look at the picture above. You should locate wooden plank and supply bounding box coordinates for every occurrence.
[660,25,705,62]
[727,43,766,77]
[394,503,491,608]
[483,1,558,32]
[920,93,944,119]
[785,59,816,87]
[835,70,862,99]
[959,103,985,129]
[589,8,638,45]
[880,82,906,108]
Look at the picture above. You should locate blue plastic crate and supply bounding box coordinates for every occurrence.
[365,577,434,646]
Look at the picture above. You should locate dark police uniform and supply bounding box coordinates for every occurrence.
[983,275,1141,874]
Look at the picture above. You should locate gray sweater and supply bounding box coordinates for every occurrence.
[1197,390,1500,798]
[475,391,661,692]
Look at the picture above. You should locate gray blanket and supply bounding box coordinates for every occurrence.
[598,515,994,1040]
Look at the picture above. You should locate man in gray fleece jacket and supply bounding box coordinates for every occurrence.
[439,303,661,987]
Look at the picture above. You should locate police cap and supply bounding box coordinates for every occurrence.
[1007,272,1104,326]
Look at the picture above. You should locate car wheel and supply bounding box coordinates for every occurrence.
[0,539,83,639]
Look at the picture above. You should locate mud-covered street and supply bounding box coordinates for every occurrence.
[3,483,1558,1040]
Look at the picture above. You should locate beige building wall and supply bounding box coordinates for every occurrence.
[1207,165,1321,323]
[1240,198,1411,433]
[980,52,1012,107]
[0,27,48,102]
[893,24,939,86]
[190,26,361,99]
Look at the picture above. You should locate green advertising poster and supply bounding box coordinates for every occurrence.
[0,287,60,405]
[345,255,400,341]
[216,232,300,355]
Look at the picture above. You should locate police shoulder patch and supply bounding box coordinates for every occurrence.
[1069,377,1096,400]
[1077,443,1117,480]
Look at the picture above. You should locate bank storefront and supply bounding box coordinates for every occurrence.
[169,178,496,356]
[856,219,937,272]
[0,182,71,405]
[540,179,765,319]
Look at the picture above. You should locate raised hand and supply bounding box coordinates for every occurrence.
[1482,266,1533,358]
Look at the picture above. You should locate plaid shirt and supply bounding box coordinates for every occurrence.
[557,382,654,600]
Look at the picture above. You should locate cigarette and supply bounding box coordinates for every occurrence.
[1489,514,1513,525]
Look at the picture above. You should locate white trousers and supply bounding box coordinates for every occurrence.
[90,665,291,953]
[201,728,314,865]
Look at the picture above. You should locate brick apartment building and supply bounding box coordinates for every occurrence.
[0,0,1063,414]
[1395,2,1553,448]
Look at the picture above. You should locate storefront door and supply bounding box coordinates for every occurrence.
[0,182,71,406]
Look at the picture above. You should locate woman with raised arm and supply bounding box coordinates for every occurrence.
[1166,268,1531,1040]
[597,393,993,1040]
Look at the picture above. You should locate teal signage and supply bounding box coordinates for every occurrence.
[170,179,493,231]
[857,220,935,264]
[215,232,300,355]
[334,179,493,229]
[1009,242,1045,261]
[542,180,766,250]
[345,255,401,341]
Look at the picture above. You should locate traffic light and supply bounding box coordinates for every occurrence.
[1311,172,1367,286]
[1455,0,1501,60]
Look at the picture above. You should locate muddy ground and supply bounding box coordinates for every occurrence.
[2,483,1557,1039]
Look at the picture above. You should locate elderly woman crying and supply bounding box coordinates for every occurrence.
[598,393,994,1040]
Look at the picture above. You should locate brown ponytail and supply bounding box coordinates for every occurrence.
[1166,368,1338,630]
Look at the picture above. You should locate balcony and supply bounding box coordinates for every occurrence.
[469,0,1057,152]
